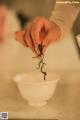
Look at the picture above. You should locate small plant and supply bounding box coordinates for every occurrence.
[33,43,47,80]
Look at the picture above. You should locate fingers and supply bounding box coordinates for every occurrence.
[43,23,61,47]
[15,31,28,47]
[15,23,38,55]
[43,29,55,47]
[25,23,38,54]
[31,16,49,55]
[25,29,35,52]
[31,16,49,45]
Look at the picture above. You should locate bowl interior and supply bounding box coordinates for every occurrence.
[14,72,60,85]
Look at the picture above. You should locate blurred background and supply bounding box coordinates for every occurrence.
[3,0,55,28]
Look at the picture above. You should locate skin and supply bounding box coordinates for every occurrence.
[0,4,8,44]
[15,16,61,56]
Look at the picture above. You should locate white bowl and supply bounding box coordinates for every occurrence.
[14,72,60,107]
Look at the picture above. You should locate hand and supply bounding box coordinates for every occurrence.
[0,5,8,43]
[15,16,61,56]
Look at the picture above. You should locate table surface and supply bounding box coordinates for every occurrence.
[0,70,80,120]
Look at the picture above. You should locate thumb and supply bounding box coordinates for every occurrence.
[15,31,28,47]
[43,28,61,47]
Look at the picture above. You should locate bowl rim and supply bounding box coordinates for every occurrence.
[14,72,61,85]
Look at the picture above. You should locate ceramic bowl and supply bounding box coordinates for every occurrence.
[14,72,60,107]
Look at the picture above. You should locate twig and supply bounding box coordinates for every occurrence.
[33,43,47,80]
